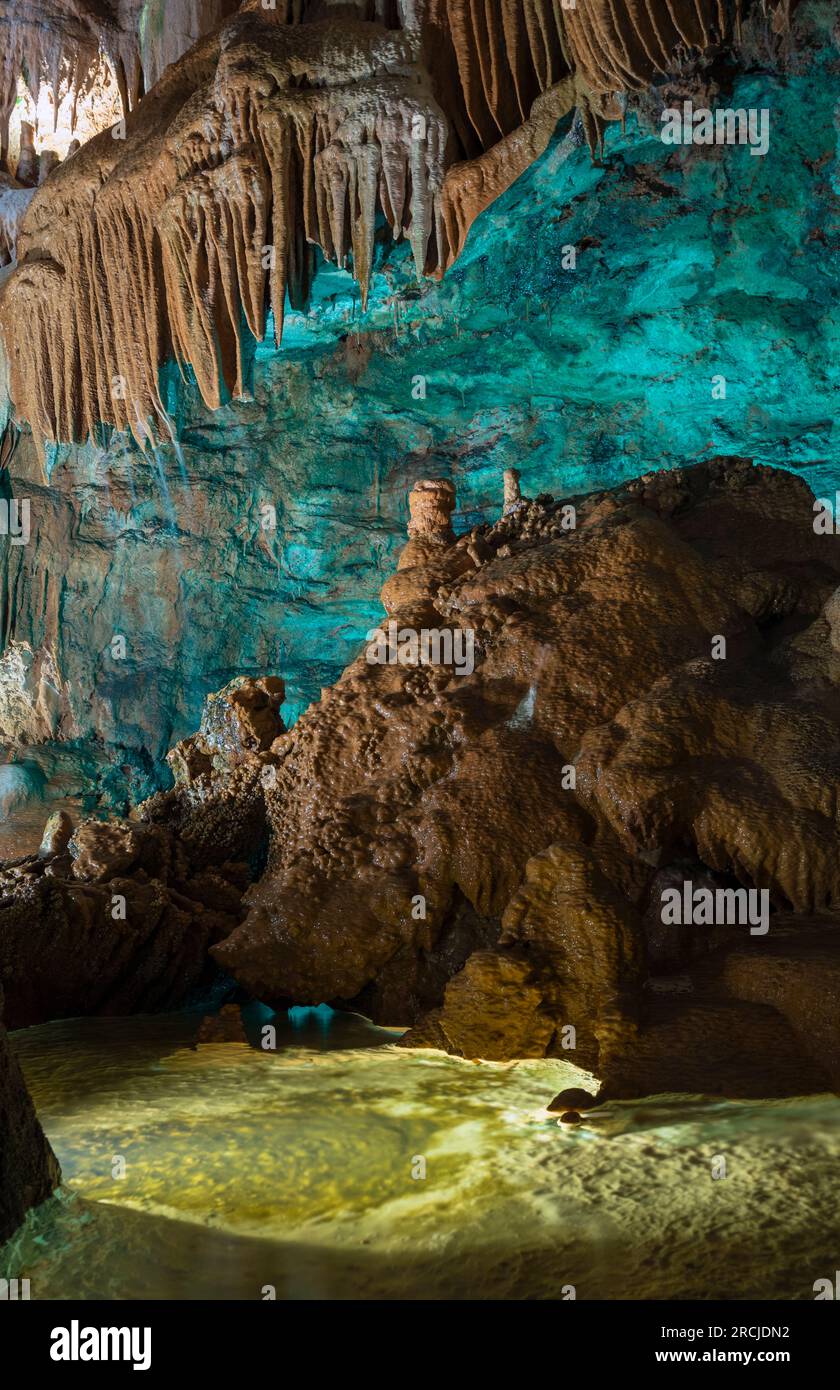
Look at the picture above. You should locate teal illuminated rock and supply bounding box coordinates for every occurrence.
[0,1,837,819]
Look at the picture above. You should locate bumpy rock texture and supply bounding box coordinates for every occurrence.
[3,457,840,1102]
[0,0,795,445]
[0,2,836,1110]
[0,987,60,1243]
[0,675,283,1027]
[195,457,840,1098]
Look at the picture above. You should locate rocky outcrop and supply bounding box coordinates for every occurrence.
[3,456,840,1100]
[209,456,840,1098]
[0,675,283,1028]
[0,814,247,1029]
[0,706,263,1033]
[0,986,60,1243]
[141,673,285,867]
[195,1001,248,1043]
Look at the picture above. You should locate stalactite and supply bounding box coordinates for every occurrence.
[562,0,738,92]
[0,173,34,264]
[434,72,577,273]
[0,0,232,169]
[0,0,792,448]
[0,2,108,163]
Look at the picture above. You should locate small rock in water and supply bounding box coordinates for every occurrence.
[38,810,74,859]
[196,1004,248,1044]
[558,1111,582,1126]
[547,1088,599,1114]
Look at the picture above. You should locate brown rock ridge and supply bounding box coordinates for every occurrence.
[0,984,60,1243]
[207,456,840,1098]
[0,0,793,445]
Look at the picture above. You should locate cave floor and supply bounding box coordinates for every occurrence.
[3,1006,839,1300]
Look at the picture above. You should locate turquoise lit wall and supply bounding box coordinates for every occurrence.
[2,1,838,812]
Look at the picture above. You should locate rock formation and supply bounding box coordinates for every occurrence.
[194,1000,248,1042]
[0,813,248,1028]
[198,456,840,1099]
[0,0,795,446]
[3,455,840,1101]
[0,985,60,1243]
[0,675,283,1028]
[0,171,33,265]
[0,0,834,770]
[0,0,233,168]
[142,673,285,867]
[0,3,834,1115]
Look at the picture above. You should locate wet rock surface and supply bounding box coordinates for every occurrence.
[0,819,248,1036]
[142,675,286,869]
[0,674,286,1028]
[0,985,60,1243]
[207,457,840,1097]
[195,1002,248,1044]
[0,676,288,1028]
[3,457,840,1101]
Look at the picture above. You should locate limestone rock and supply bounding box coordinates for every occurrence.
[37,809,73,858]
[0,987,60,1244]
[0,815,247,1030]
[195,1002,248,1044]
[143,676,286,869]
[194,676,285,760]
[211,458,840,1098]
[0,7,831,775]
[0,1,793,446]
[546,1088,600,1113]
[68,818,172,882]
[4,456,840,1102]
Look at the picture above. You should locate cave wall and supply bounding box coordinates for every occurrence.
[0,0,837,809]
[0,989,60,1243]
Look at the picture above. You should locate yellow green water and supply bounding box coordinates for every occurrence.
[3,1005,839,1300]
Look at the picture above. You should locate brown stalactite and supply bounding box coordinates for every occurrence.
[0,0,792,446]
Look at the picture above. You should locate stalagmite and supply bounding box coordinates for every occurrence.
[407,477,456,539]
[14,122,38,185]
[503,466,522,514]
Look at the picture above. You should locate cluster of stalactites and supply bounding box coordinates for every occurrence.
[2,26,82,170]
[422,0,749,160]
[0,18,453,445]
[0,0,789,447]
[0,0,235,175]
[160,81,449,410]
[1,2,125,172]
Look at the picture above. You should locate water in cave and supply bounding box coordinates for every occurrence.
[6,1006,840,1301]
